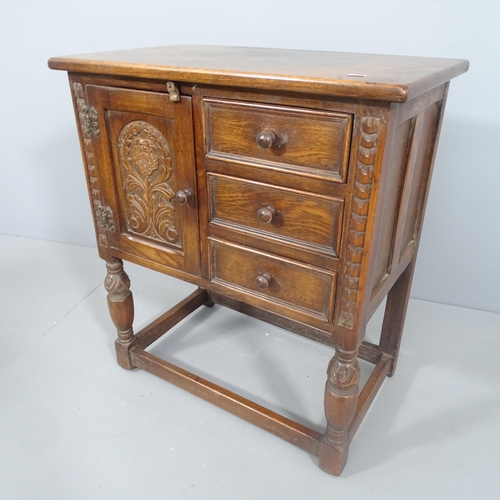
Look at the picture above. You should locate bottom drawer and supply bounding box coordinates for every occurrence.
[210,239,336,322]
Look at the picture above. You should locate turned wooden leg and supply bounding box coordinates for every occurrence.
[319,347,360,476]
[379,260,415,376]
[204,290,215,308]
[104,258,135,370]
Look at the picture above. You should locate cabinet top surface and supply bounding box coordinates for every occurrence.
[48,44,468,102]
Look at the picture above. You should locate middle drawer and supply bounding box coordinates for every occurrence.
[208,173,344,258]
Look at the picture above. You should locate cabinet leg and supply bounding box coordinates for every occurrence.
[319,346,360,476]
[104,259,135,370]
[204,290,215,308]
[380,260,415,376]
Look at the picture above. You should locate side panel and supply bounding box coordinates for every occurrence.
[368,85,447,307]
[370,118,415,288]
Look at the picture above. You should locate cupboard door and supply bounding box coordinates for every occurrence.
[85,85,200,275]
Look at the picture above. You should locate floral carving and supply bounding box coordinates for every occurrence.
[117,121,180,245]
[104,259,131,300]
[130,138,159,176]
[327,353,360,393]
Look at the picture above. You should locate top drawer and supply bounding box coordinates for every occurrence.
[204,99,352,183]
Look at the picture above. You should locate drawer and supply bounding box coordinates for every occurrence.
[208,173,344,257]
[210,239,336,322]
[204,99,352,182]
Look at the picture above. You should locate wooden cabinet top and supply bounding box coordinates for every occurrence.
[48,45,468,103]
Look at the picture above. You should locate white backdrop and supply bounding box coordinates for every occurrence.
[1,0,499,313]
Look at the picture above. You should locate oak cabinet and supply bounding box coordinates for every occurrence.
[49,45,468,475]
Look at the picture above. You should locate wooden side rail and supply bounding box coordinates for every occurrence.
[130,347,323,456]
[117,288,394,458]
[358,341,383,365]
[349,353,392,439]
[134,288,210,350]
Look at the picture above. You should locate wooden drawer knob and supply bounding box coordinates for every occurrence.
[175,189,192,205]
[256,131,278,149]
[255,272,273,290]
[257,206,276,223]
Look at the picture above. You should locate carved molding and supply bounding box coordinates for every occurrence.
[322,347,360,448]
[117,121,180,245]
[104,259,131,301]
[72,82,110,247]
[338,117,380,329]
[326,348,360,395]
[104,259,134,346]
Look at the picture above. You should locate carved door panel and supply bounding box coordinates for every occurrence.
[86,85,200,276]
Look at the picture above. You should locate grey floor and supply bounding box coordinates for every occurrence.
[1,234,499,499]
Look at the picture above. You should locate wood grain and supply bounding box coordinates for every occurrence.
[49,45,469,102]
[208,173,344,257]
[204,98,351,182]
[210,239,336,322]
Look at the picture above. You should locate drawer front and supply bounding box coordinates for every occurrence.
[204,99,352,182]
[210,239,336,321]
[208,173,344,257]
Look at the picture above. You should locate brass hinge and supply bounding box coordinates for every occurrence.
[166,81,180,102]
[95,205,115,232]
[81,105,100,136]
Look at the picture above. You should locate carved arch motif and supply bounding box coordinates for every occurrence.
[117,121,180,245]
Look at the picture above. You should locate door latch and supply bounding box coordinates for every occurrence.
[166,81,180,102]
